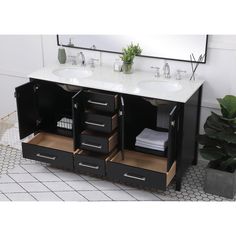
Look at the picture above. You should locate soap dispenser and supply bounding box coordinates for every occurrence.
[58,45,66,64]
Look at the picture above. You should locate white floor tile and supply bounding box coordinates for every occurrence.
[66,181,97,191]
[0,193,10,201]
[8,173,38,183]
[46,166,64,173]
[0,183,26,193]
[43,181,73,192]
[31,192,62,201]
[19,182,50,192]
[80,190,111,201]
[6,192,36,201]
[21,164,50,173]
[115,183,136,190]
[54,171,84,181]
[31,172,61,182]
[89,180,121,190]
[79,174,100,181]
[55,191,87,201]
[0,174,15,183]
[7,166,27,174]
[126,190,161,201]
[103,190,136,201]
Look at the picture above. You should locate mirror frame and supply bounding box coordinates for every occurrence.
[57,35,208,64]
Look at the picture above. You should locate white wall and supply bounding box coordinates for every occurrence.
[0,35,43,118]
[1,35,236,135]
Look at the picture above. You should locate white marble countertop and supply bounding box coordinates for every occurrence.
[28,64,204,103]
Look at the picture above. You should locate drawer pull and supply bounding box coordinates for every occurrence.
[36,153,56,161]
[85,121,105,127]
[124,173,146,181]
[81,142,102,149]
[79,162,99,170]
[87,100,108,106]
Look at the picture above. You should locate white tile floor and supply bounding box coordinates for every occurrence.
[0,112,235,201]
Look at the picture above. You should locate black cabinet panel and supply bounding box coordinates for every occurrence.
[15,82,38,139]
[22,143,73,170]
[84,90,118,113]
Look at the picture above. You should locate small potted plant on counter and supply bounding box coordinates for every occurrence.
[120,43,142,74]
[199,95,236,199]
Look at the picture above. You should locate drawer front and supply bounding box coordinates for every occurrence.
[84,112,118,133]
[80,133,118,154]
[74,152,106,176]
[85,90,118,113]
[22,142,73,170]
[107,162,168,190]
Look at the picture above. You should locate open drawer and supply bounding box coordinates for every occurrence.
[106,150,176,190]
[79,130,118,154]
[83,111,118,134]
[22,132,74,170]
[74,149,118,176]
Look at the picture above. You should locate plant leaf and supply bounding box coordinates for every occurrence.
[200,146,226,161]
[217,95,236,119]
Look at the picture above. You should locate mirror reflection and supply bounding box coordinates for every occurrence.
[57,35,208,63]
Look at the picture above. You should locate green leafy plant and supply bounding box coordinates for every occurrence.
[120,43,142,64]
[199,95,236,172]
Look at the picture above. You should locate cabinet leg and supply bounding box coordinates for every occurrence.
[175,178,182,191]
[192,157,198,166]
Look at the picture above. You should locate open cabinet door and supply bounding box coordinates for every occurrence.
[167,105,180,171]
[15,82,39,139]
[72,89,84,150]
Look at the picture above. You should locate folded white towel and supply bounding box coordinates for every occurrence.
[135,141,166,151]
[135,141,166,150]
[136,128,168,146]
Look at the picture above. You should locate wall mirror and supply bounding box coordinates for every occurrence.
[57,35,208,63]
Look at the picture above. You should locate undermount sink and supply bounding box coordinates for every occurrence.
[138,80,182,92]
[53,67,93,79]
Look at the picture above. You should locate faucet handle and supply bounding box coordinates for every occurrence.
[150,66,160,77]
[89,58,99,68]
[176,69,186,80]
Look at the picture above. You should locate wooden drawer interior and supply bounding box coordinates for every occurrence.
[109,150,176,186]
[27,132,74,153]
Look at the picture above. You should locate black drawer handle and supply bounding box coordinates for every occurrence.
[87,100,108,106]
[81,142,102,149]
[36,153,56,161]
[79,162,99,170]
[85,121,105,127]
[124,173,146,181]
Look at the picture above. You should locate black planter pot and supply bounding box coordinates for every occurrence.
[204,165,236,199]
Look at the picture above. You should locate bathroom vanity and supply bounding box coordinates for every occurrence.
[15,65,204,191]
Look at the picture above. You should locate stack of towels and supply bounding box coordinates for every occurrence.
[135,128,168,152]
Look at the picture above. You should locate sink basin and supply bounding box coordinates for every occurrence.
[138,80,182,92]
[53,67,92,79]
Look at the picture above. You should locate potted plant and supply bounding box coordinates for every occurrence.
[120,43,142,74]
[199,95,236,199]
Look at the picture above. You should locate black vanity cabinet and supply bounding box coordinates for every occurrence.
[15,78,202,191]
[15,80,78,170]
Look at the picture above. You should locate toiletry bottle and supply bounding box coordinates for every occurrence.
[58,45,66,64]
[113,58,122,72]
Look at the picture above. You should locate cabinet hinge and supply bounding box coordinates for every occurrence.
[74,103,78,109]
[171,121,175,127]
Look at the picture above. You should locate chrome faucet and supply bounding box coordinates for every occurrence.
[77,52,86,66]
[163,62,171,78]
